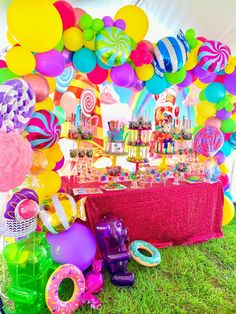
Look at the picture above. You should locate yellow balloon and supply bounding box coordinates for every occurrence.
[198,154,208,163]
[45,77,56,93]
[7,29,17,46]
[35,97,54,112]
[136,64,154,81]
[46,159,57,171]
[6,46,36,76]
[44,143,63,162]
[231,112,236,122]
[7,0,63,53]
[222,196,235,226]
[114,5,149,42]
[63,27,83,51]
[196,100,216,117]
[219,163,229,174]
[61,121,70,138]
[36,170,61,198]
[195,79,207,89]
[196,115,207,126]
[83,39,95,51]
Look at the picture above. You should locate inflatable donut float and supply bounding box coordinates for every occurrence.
[129,240,161,267]
[45,263,85,313]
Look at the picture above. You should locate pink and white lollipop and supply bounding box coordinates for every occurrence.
[80,88,96,117]
[198,40,231,73]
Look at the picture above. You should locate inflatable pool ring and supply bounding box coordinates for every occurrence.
[46,263,85,314]
[129,240,161,267]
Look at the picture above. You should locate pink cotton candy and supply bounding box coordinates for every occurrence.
[0,132,33,192]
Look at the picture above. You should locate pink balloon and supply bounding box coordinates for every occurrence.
[24,74,50,102]
[60,91,77,119]
[87,65,108,85]
[204,117,222,129]
[54,1,76,30]
[35,49,66,77]
[74,8,87,24]
[0,60,6,68]
[16,199,39,220]
[218,173,229,188]
[140,40,154,54]
[224,132,233,141]
[53,156,65,171]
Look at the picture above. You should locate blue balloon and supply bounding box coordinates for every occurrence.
[220,141,232,157]
[204,82,226,103]
[73,48,96,73]
[145,73,169,94]
[224,191,233,201]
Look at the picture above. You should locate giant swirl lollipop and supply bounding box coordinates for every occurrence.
[95,26,131,67]
[0,78,35,133]
[80,88,97,117]
[55,66,75,93]
[26,110,61,149]
[194,126,224,157]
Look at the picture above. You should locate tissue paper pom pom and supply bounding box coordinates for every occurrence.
[0,132,33,192]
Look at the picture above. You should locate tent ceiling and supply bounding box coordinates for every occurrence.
[1,0,236,53]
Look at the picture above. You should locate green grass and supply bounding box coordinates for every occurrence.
[2,216,236,314]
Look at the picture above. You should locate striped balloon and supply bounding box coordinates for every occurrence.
[229,132,236,150]
[0,78,35,133]
[198,40,231,73]
[153,30,189,77]
[55,65,75,93]
[95,26,131,67]
[26,110,61,149]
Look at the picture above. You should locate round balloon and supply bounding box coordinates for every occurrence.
[30,150,48,176]
[198,40,231,73]
[24,74,50,103]
[53,0,76,30]
[110,63,134,87]
[95,26,131,67]
[6,46,36,76]
[194,126,224,157]
[222,196,235,226]
[36,170,61,201]
[26,110,61,149]
[35,49,66,77]
[0,78,35,133]
[73,48,96,73]
[7,0,63,52]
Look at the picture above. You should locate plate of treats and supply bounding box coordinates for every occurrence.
[100,182,127,191]
[185,175,204,184]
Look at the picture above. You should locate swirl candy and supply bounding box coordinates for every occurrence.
[55,65,75,93]
[95,26,131,67]
[228,132,236,150]
[25,110,61,149]
[0,78,35,133]
[153,30,189,77]
[80,88,97,117]
[198,40,231,73]
[194,126,224,157]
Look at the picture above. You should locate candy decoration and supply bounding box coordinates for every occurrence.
[5,188,39,219]
[194,126,224,157]
[198,40,231,73]
[95,26,131,67]
[25,110,61,149]
[153,30,189,77]
[0,78,35,133]
[80,88,97,117]
[228,132,236,150]
[56,65,75,93]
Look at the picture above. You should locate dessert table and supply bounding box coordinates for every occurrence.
[62,177,224,248]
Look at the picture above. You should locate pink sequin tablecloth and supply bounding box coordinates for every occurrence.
[62,178,224,248]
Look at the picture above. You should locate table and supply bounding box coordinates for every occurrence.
[62,178,224,248]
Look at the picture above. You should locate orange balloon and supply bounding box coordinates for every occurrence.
[30,150,48,176]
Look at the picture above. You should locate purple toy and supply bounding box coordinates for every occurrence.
[95,215,135,287]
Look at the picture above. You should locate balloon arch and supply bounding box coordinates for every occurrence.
[0,1,235,225]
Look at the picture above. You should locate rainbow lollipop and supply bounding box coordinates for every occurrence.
[26,110,61,149]
[95,26,131,67]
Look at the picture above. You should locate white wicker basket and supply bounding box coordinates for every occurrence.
[0,216,37,238]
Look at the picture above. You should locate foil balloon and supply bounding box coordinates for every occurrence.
[38,193,86,234]
[25,110,61,149]
[56,65,75,93]
[5,188,39,219]
[198,40,231,73]
[228,132,236,149]
[153,30,189,77]
[194,126,224,157]
[15,199,40,220]
[95,26,131,67]
[30,150,48,175]
[24,73,50,103]
[0,78,35,133]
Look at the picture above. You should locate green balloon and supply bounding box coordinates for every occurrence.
[189,38,198,49]
[220,119,236,133]
[83,28,95,41]
[165,68,187,84]
[92,18,104,32]
[79,14,93,30]
[185,28,196,40]
[199,89,206,101]
[193,126,203,136]
[0,68,19,84]
[54,106,66,124]
[129,37,137,50]
[55,37,64,52]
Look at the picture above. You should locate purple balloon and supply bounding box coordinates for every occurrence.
[61,48,74,66]
[114,19,126,30]
[35,49,66,77]
[127,73,138,88]
[199,72,217,84]
[47,222,96,271]
[102,16,114,28]
[53,156,65,171]
[216,109,232,120]
[110,63,135,87]
[177,71,193,88]
[192,65,209,79]
[224,69,236,95]
[214,151,225,165]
